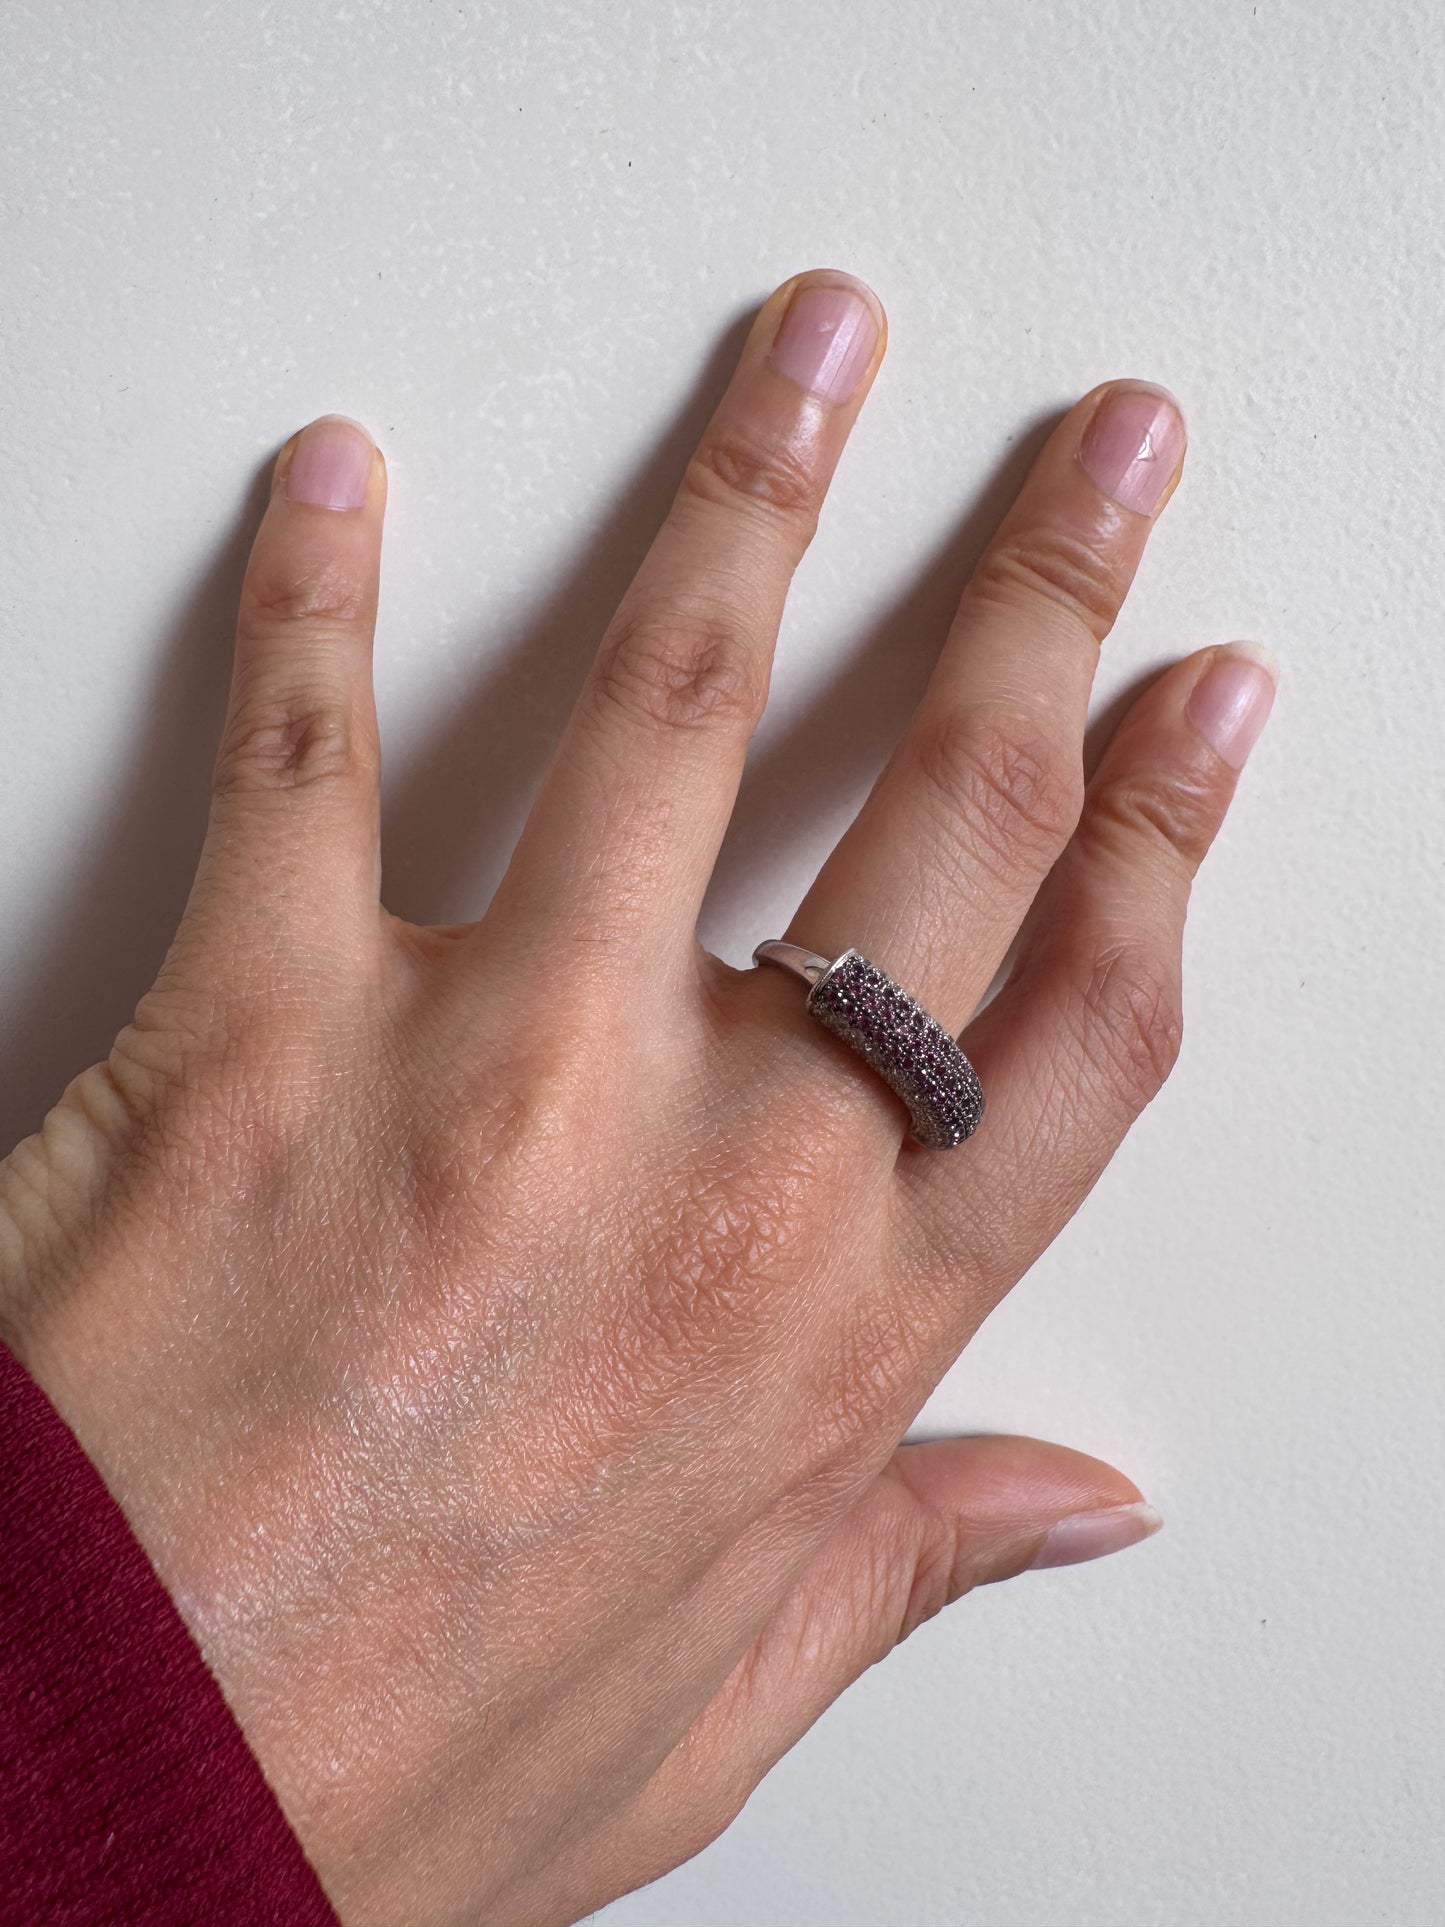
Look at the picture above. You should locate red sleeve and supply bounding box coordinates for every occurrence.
[1,1341,338,1926]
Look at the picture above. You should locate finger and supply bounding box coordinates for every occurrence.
[588,1436,1158,1891]
[895,642,1278,1336]
[784,382,1186,1079]
[178,416,387,994]
[484,270,886,985]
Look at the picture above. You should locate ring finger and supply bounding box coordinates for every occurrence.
[784,381,1187,1059]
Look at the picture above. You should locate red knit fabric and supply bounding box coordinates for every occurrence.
[0,1341,338,1926]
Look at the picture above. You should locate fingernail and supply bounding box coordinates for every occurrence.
[1077,386,1186,516]
[285,416,375,510]
[1185,643,1279,770]
[1027,1501,1163,1571]
[767,277,880,405]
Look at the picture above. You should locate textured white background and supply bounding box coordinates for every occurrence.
[3,2,1443,1922]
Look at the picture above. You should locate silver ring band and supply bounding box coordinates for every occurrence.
[753,942,985,1149]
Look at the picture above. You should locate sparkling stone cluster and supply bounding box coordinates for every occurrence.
[807,949,985,1149]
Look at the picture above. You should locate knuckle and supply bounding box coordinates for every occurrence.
[590,602,766,735]
[1073,945,1183,1113]
[844,1513,920,1658]
[909,706,1082,877]
[1086,765,1220,873]
[897,1509,965,1640]
[679,426,821,535]
[214,689,374,797]
[241,555,373,631]
[970,522,1126,644]
[100,1019,287,1187]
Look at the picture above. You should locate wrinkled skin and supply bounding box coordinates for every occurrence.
[0,271,1271,1925]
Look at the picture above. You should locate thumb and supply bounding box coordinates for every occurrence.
[884,1431,1163,1592]
[716,1431,1160,1746]
[595,1435,1160,1891]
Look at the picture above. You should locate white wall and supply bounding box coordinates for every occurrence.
[3,2,1441,1922]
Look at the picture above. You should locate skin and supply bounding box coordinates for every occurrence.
[0,270,1267,1926]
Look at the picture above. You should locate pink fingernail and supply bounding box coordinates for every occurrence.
[767,278,880,405]
[1185,643,1279,770]
[1027,1502,1163,1571]
[285,416,374,510]
[1077,386,1186,516]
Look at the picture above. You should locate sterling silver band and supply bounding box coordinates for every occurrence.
[751,940,835,986]
[752,942,985,1150]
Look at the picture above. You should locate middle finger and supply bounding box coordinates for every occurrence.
[483,269,886,981]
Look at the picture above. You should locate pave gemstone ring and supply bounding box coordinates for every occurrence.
[752,942,985,1149]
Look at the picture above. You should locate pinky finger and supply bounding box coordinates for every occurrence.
[899,641,1277,1302]
[176,416,388,1006]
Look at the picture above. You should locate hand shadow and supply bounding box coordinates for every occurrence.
[0,467,267,1158]
[1,308,1092,1161]
[379,310,760,926]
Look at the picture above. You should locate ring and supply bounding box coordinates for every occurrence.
[752,942,985,1149]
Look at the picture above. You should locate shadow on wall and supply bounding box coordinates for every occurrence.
[0,470,265,1160]
[0,303,1077,1159]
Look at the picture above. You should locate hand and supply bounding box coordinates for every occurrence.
[0,270,1274,1926]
